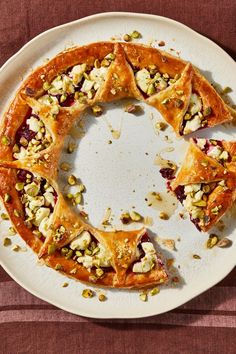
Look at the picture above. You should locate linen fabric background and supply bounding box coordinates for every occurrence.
[0,1,235,353]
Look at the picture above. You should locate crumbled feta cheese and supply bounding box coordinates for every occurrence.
[94,243,112,267]
[196,138,206,150]
[81,79,94,93]
[184,184,201,194]
[70,64,87,85]
[90,67,108,90]
[77,255,93,269]
[28,196,45,210]
[14,147,27,160]
[132,241,157,273]
[34,207,50,226]
[70,231,91,251]
[189,93,202,116]
[155,76,167,90]
[26,116,41,133]
[135,69,150,93]
[62,75,74,94]
[219,150,228,160]
[183,115,201,134]
[43,191,55,207]
[207,146,222,158]
[38,94,58,106]
[39,215,52,236]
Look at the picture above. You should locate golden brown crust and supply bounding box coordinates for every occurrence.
[171,140,229,190]
[147,63,194,135]
[171,138,236,232]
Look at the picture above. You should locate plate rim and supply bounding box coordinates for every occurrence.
[0,11,235,319]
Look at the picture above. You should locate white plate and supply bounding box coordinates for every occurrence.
[0,12,235,319]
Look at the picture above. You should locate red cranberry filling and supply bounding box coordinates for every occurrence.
[16,112,38,144]
[159,167,175,180]
[174,185,186,203]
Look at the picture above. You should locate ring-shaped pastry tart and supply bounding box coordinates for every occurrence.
[0,42,235,288]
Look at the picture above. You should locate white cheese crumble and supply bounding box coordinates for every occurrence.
[132,242,157,273]
[207,146,222,159]
[183,115,201,134]
[135,69,150,93]
[189,93,202,116]
[70,231,91,251]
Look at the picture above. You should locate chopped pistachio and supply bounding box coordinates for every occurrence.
[155,121,168,131]
[82,289,94,298]
[13,144,20,153]
[147,84,156,96]
[12,244,20,252]
[159,211,169,220]
[62,282,69,288]
[105,52,116,61]
[206,234,219,248]
[91,105,103,117]
[4,193,11,203]
[60,94,67,103]
[1,135,10,146]
[161,98,170,105]
[67,175,77,186]
[98,293,106,302]
[48,244,56,255]
[75,250,82,257]
[61,247,69,256]
[184,113,192,120]
[149,287,160,296]
[55,263,62,270]
[222,86,232,94]
[96,268,104,278]
[152,192,162,201]
[192,200,207,207]
[74,192,82,205]
[131,30,142,39]
[139,293,147,302]
[43,82,51,91]
[13,209,20,217]
[65,249,73,259]
[217,238,232,248]
[211,205,222,215]
[124,104,142,114]
[15,182,24,191]
[19,136,28,146]
[176,90,184,96]
[202,185,211,193]
[1,213,9,220]
[120,212,131,224]
[130,210,142,222]
[203,106,212,117]
[193,254,201,259]
[67,142,76,154]
[3,237,11,246]
[9,227,16,235]
[77,184,85,193]
[123,34,131,42]
[60,162,71,171]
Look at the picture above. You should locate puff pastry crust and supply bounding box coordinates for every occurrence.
[165,138,236,232]
[0,41,234,287]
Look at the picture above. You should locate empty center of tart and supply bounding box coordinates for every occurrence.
[57,100,185,229]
